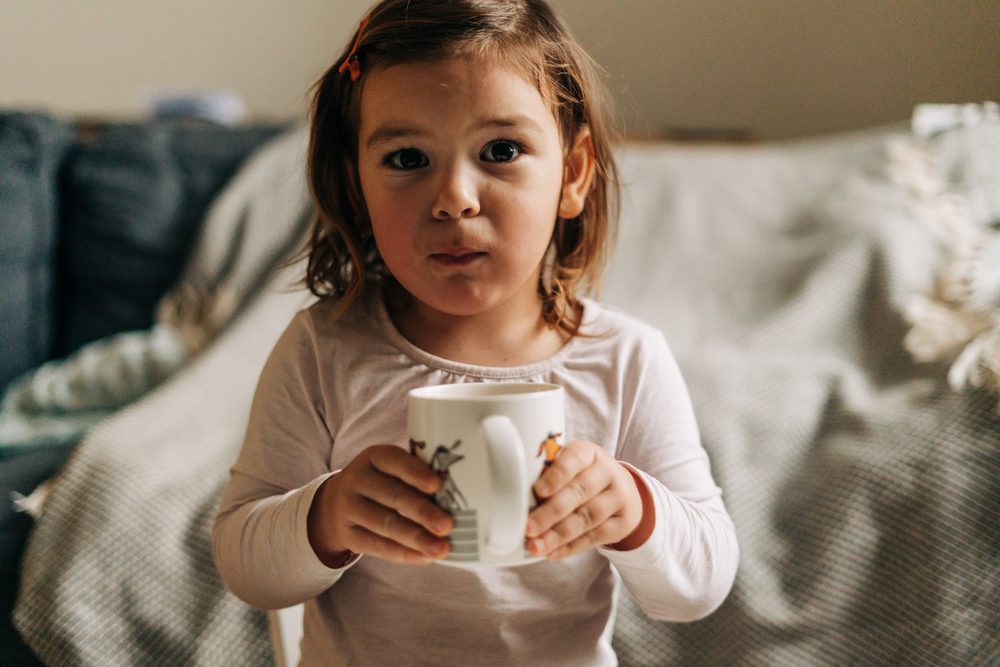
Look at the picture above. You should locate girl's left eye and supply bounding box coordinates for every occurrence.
[480,140,522,163]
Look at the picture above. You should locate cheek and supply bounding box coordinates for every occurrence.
[523,158,565,218]
[365,188,415,238]
[369,217,411,270]
[503,180,561,237]
[357,165,422,273]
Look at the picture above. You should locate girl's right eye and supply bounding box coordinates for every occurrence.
[385,148,429,170]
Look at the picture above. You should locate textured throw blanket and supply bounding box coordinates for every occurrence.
[610,112,1000,665]
[15,114,1000,665]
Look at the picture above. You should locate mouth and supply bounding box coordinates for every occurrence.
[430,248,487,267]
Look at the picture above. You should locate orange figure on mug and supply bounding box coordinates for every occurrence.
[537,432,563,471]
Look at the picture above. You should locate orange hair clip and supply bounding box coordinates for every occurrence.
[338,14,371,82]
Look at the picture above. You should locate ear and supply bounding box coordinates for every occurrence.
[558,127,596,219]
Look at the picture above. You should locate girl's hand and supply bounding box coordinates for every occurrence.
[525,440,649,560]
[307,445,454,566]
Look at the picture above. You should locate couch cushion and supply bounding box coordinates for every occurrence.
[0,112,73,392]
[56,120,284,356]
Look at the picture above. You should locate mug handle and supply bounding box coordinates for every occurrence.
[480,415,528,555]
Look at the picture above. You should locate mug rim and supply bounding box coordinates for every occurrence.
[408,382,562,401]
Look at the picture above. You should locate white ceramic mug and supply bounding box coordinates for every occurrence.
[407,382,565,567]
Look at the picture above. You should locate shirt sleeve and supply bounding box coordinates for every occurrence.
[211,310,358,610]
[597,329,739,622]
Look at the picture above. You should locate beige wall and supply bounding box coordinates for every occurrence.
[1,0,997,139]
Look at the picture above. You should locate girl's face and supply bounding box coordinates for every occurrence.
[357,58,586,326]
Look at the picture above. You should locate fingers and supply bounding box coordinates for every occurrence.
[349,497,450,562]
[344,525,439,565]
[355,463,453,538]
[531,440,595,500]
[527,454,610,537]
[367,445,442,496]
[526,440,641,560]
[314,444,455,565]
[528,491,632,559]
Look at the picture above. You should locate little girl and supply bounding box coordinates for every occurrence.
[212,1,739,664]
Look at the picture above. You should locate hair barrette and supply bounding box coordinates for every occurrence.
[338,14,371,82]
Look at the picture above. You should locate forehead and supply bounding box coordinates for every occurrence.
[358,57,559,139]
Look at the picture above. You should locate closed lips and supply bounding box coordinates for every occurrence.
[431,248,487,265]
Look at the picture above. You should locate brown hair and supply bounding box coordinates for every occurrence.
[304,0,619,335]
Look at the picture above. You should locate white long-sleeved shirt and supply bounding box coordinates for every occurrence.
[212,289,738,666]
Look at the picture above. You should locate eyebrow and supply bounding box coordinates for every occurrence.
[364,115,545,150]
[365,127,423,150]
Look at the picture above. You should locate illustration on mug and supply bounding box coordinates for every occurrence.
[536,432,563,473]
[410,438,467,514]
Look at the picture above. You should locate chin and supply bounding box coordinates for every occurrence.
[419,283,507,318]
[428,293,498,318]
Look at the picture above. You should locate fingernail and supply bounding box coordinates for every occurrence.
[535,480,550,496]
[430,541,449,558]
[525,519,538,536]
[434,516,451,535]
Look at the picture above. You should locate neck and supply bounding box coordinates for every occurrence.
[385,281,569,367]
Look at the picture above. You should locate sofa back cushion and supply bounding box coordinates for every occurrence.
[0,112,73,391]
[56,121,284,356]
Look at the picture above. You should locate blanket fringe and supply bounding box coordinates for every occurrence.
[887,134,1000,409]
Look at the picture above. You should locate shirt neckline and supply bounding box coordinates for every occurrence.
[371,286,592,380]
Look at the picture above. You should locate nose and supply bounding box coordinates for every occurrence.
[432,162,480,220]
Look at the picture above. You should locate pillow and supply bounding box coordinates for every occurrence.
[0,112,73,392]
[56,120,284,356]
